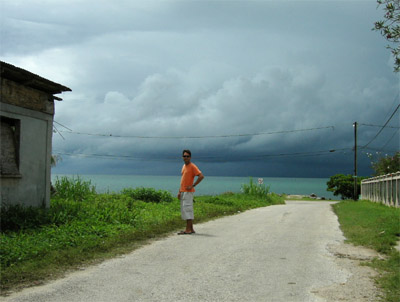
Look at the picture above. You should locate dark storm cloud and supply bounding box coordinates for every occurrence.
[1,0,398,177]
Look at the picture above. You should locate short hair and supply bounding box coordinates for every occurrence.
[182,149,191,156]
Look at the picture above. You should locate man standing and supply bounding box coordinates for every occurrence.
[177,150,204,235]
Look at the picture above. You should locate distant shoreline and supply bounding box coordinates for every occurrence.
[51,174,336,199]
[285,194,339,201]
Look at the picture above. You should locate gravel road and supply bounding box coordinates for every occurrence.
[1,201,380,302]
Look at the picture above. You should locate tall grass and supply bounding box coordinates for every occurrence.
[241,177,270,199]
[0,177,284,293]
[53,176,96,201]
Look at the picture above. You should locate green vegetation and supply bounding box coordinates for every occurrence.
[53,176,96,201]
[240,177,270,199]
[332,200,400,302]
[368,151,400,176]
[326,174,365,200]
[373,0,400,73]
[0,177,284,293]
[121,187,174,203]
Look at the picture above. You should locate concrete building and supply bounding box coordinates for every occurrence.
[1,61,71,207]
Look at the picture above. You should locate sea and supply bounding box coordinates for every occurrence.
[51,174,337,200]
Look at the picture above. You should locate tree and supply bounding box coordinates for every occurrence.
[368,151,400,176]
[327,174,364,200]
[373,0,400,72]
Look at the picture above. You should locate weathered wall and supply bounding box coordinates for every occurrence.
[1,78,54,114]
[1,81,53,208]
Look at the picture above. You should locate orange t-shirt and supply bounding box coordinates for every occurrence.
[180,163,201,192]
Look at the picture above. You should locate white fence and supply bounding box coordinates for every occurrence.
[361,172,400,207]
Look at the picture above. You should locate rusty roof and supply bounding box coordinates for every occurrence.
[0,61,72,95]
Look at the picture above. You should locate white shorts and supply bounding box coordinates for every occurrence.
[180,192,194,220]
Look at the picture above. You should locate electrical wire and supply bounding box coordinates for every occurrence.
[52,147,351,163]
[55,125,335,139]
[359,123,400,129]
[361,147,398,153]
[362,103,400,149]
[383,92,400,121]
[379,128,400,152]
[52,124,65,140]
[53,120,72,131]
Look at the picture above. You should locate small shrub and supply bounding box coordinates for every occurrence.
[121,187,173,203]
[241,177,270,199]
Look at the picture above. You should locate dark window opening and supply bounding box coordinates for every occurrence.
[1,116,21,176]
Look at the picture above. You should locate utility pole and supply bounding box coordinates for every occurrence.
[353,122,358,200]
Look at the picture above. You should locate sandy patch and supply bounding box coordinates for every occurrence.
[313,243,384,302]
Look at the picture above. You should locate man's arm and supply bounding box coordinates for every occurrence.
[185,173,204,191]
[194,173,204,187]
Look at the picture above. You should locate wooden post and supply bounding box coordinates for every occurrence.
[353,122,358,200]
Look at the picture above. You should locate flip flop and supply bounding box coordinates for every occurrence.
[177,231,195,235]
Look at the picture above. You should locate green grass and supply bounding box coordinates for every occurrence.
[332,200,400,302]
[0,177,284,293]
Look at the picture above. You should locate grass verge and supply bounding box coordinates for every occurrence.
[332,200,400,302]
[0,177,284,294]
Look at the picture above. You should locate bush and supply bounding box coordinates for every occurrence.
[369,151,400,176]
[326,174,365,200]
[241,177,270,199]
[0,204,50,232]
[121,187,173,203]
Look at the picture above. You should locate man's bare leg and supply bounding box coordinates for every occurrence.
[186,219,195,233]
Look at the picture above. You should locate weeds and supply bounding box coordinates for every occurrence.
[240,177,270,199]
[53,176,96,201]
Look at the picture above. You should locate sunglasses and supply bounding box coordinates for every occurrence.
[182,155,191,158]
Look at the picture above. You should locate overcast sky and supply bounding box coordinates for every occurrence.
[1,0,399,177]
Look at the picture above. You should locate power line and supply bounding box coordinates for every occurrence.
[383,92,400,121]
[362,103,400,149]
[380,128,400,152]
[54,120,72,131]
[52,124,65,140]
[361,147,398,153]
[53,147,350,163]
[230,148,351,161]
[54,125,335,139]
[359,123,400,129]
